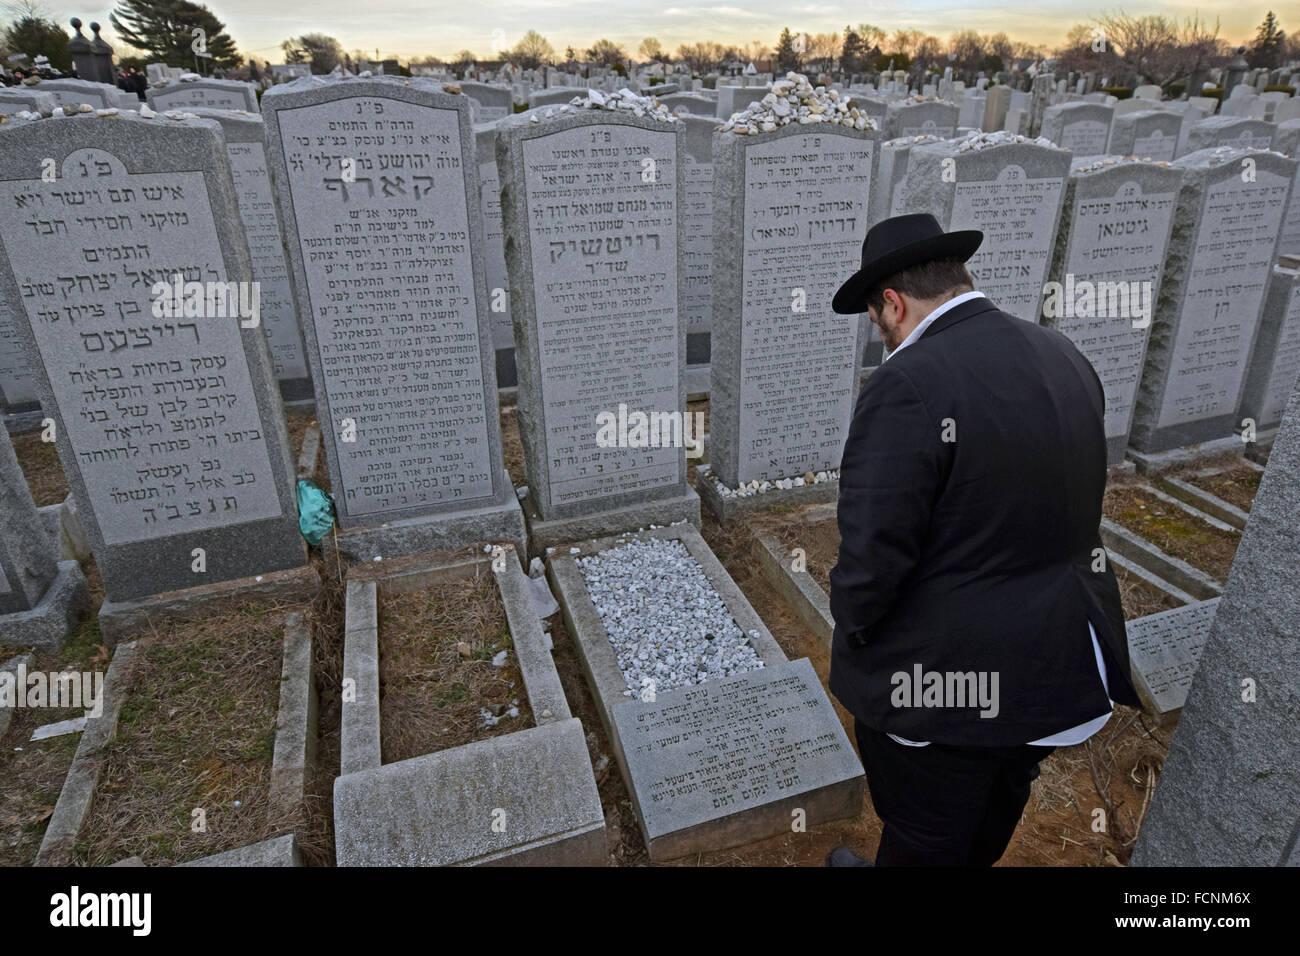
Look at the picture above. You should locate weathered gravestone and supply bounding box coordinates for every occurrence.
[146,78,259,113]
[1044,156,1181,463]
[0,427,89,652]
[457,81,511,122]
[261,77,524,562]
[902,132,1070,322]
[1125,598,1219,714]
[189,109,310,401]
[882,98,958,140]
[29,78,118,111]
[705,113,878,518]
[1128,147,1295,464]
[1270,120,1300,257]
[716,85,767,119]
[474,121,515,389]
[0,88,56,116]
[0,111,308,618]
[1131,377,1300,866]
[495,95,700,551]
[528,87,586,109]
[1238,266,1300,438]
[872,133,946,226]
[1184,116,1277,154]
[1106,109,1181,161]
[657,93,714,117]
[1,302,41,429]
[680,115,715,395]
[1040,102,1114,156]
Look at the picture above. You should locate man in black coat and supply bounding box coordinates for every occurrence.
[824,214,1140,867]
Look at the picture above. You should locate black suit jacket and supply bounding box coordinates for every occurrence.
[828,295,1140,747]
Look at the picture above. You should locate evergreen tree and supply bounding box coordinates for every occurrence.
[1248,11,1286,69]
[841,25,864,76]
[109,0,240,69]
[775,27,800,72]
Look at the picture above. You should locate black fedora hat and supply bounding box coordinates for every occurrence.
[832,213,983,315]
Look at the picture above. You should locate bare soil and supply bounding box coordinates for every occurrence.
[10,430,66,507]
[377,571,531,765]
[1104,484,1240,583]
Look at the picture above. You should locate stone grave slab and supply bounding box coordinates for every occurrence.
[0,428,89,652]
[873,133,946,226]
[1129,147,1295,458]
[495,105,699,552]
[1132,368,1300,865]
[904,133,1070,322]
[0,111,306,605]
[1045,157,1180,463]
[261,76,523,563]
[1107,109,1181,161]
[189,108,310,400]
[1239,266,1300,436]
[658,93,714,116]
[28,78,117,110]
[547,523,864,861]
[0,88,56,116]
[1184,116,1277,154]
[458,82,511,122]
[707,122,876,514]
[1126,598,1219,713]
[882,99,958,140]
[146,78,259,113]
[1040,102,1114,156]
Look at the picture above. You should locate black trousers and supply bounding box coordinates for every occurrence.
[854,719,1052,866]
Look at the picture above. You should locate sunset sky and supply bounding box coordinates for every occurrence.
[50,2,1284,65]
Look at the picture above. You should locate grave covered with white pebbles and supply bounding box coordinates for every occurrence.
[576,536,764,695]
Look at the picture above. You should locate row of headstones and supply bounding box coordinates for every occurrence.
[2,75,1299,622]
[1,75,1295,866]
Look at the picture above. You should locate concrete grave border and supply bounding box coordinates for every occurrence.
[333,545,604,866]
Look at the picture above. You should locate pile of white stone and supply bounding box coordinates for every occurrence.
[576,536,764,695]
[955,130,1057,151]
[699,463,837,500]
[884,132,945,148]
[565,87,677,123]
[719,72,876,134]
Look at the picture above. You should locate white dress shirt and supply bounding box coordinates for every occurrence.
[874,291,1114,747]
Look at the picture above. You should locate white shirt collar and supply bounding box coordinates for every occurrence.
[882,291,986,363]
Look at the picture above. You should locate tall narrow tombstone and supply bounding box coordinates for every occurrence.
[1238,266,1300,438]
[902,133,1071,322]
[1040,102,1114,156]
[882,98,958,140]
[0,428,89,652]
[1184,116,1277,154]
[0,112,307,607]
[1270,119,1300,257]
[981,86,1011,133]
[1106,109,1181,161]
[146,78,259,113]
[189,109,310,400]
[706,119,879,516]
[262,77,524,561]
[1131,374,1300,866]
[458,82,511,122]
[474,121,515,388]
[496,99,700,550]
[1128,147,1296,462]
[680,115,715,395]
[1044,156,1181,463]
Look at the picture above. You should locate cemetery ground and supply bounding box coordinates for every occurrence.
[1,394,1269,866]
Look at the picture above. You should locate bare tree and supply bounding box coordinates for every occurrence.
[511,29,554,70]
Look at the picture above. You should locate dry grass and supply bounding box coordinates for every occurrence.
[1180,465,1262,514]
[70,606,292,866]
[378,571,530,765]
[10,430,67,507]
[1105,483,1240,582]
[499,405,525,487]
[1114,564,1183,618]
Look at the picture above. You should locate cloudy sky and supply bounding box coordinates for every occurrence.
[61,1,1276,64]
